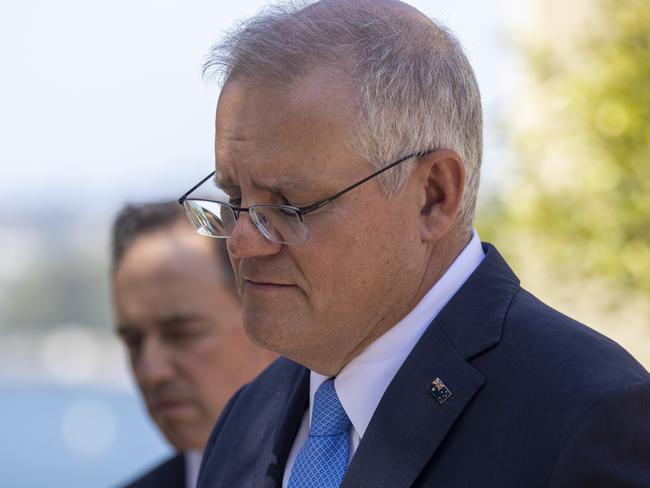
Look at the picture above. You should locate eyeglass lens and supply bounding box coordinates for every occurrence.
[183,200,309,244]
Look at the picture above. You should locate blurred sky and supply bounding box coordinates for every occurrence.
[0,0,519,219]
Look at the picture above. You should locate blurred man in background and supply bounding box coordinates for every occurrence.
[111,201,274,488]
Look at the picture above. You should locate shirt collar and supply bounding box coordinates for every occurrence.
[308,231,485,439]
[185,450,202,488]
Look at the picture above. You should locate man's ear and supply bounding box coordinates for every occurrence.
[415,149,466,241]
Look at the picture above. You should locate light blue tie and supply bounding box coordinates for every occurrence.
[288,378,351,488]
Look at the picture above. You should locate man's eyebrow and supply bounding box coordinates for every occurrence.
[157,313,201,328]
[115,315,201,336]
[215,172,301,194]
[214,173,236,191]
[274,177,300,193]
[115,324,136,337]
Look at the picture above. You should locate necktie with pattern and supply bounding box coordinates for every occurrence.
[288,378,351,488]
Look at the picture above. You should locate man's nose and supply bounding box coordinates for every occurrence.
[134,338,175,387]
[227,212,282,258]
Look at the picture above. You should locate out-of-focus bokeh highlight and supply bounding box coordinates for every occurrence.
[0,0,647,486]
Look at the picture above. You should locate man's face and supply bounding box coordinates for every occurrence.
[216,72,430,375]
[113,222,265,450]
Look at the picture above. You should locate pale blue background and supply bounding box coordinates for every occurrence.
[0,383,171,488]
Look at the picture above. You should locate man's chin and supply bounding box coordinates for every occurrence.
[148,402,200,439]
[242,314,289,353]
[156,419,207,452]
[151,400,196,417]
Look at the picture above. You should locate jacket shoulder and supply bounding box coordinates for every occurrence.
[462,283,650,486]
[120,453,185,488]
[499,287,649,398]
[504,289,650,378]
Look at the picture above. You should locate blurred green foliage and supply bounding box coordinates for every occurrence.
[483,0,650,299]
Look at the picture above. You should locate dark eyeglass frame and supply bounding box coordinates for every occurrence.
[177,150,434,220]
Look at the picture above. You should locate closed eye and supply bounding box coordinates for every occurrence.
[277,193,296,207]
[117,328,143,353]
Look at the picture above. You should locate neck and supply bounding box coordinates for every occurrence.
[314,228,472,376]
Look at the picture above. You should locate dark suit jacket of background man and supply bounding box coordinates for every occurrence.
[197,244,650,488]
[122,453,185,488]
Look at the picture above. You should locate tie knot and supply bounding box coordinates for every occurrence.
[310,378,350,437]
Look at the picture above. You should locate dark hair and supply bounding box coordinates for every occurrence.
[111,201,236,294]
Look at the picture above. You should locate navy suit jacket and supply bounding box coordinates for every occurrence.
[198,244,650,487]
[121,453,185,488]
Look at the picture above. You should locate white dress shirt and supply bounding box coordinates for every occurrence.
[185,450,202,488]
[282,231,485,487]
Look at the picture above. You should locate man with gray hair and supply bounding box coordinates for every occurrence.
[178,1,650,486]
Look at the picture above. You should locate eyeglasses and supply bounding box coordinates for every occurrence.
[178,150,433,244]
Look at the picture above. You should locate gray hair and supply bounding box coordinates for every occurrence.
[204,0,482,228]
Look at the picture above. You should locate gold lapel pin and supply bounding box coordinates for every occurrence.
[428,377,452,404]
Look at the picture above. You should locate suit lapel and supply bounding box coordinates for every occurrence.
[341,243,520,488]
[341,325,485,488]
[257,362,310,488]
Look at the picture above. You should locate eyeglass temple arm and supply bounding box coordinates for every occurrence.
[178,171,217,205]
[298,150,433,214]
